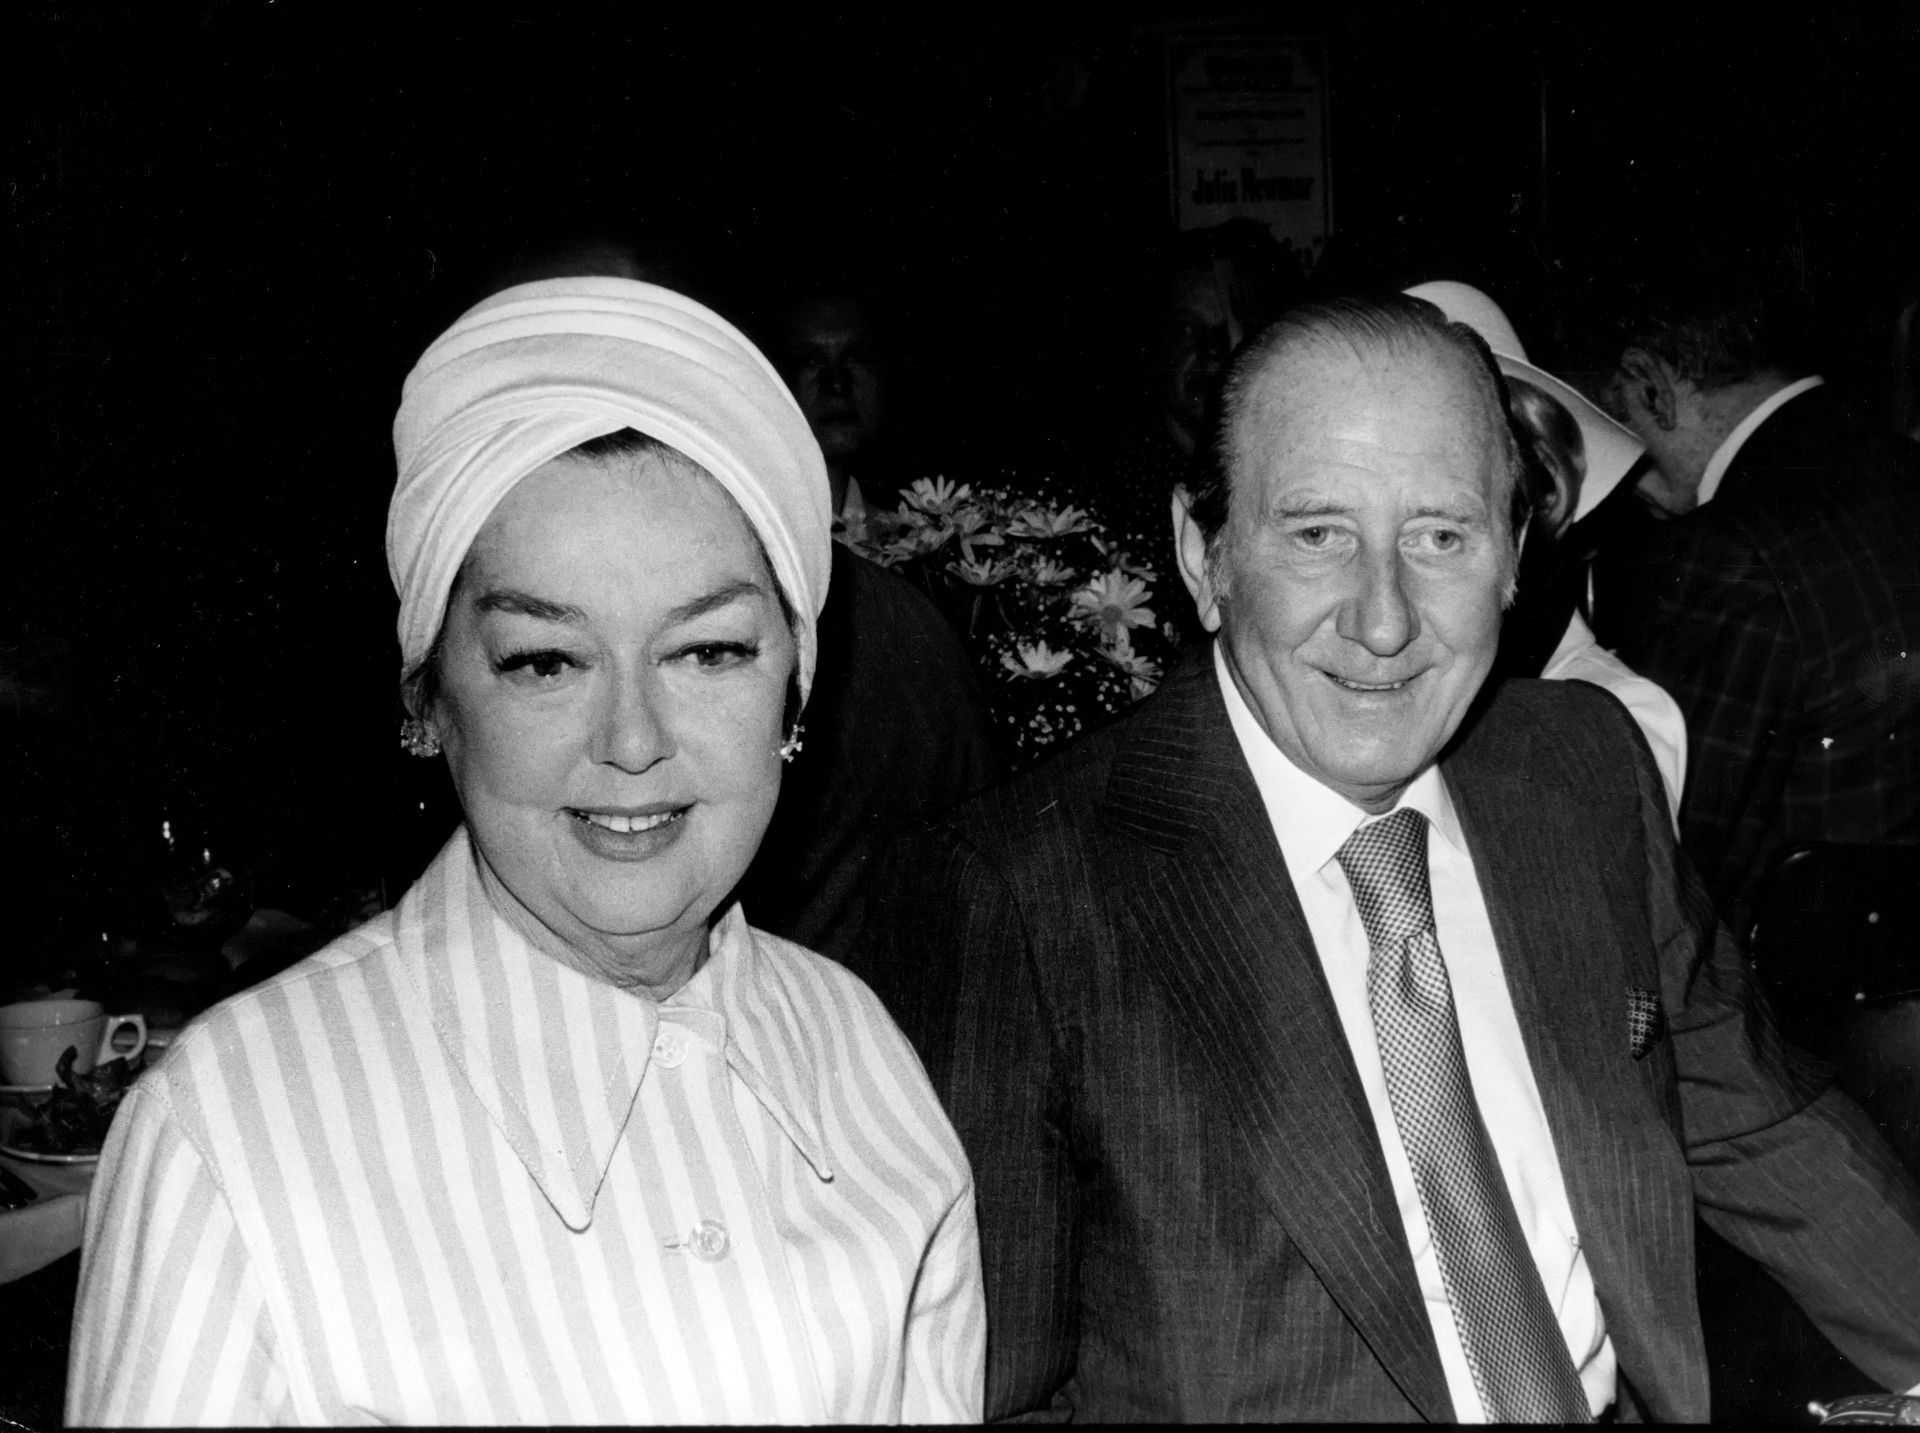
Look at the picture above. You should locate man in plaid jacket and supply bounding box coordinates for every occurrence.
[1598,282,1920,961]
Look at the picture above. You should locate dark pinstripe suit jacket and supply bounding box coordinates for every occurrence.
[862,652,1920,1422]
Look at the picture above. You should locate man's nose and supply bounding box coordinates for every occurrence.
[1336,548,1419,657]
[590,672,676,773]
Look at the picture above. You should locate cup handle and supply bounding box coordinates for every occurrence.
[99,1015,148,1068]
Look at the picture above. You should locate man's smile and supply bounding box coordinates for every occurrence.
[1323,669,1421,693]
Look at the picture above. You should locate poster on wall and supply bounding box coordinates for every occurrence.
[1167,38,1331,265]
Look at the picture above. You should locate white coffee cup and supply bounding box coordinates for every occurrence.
[0,999,149,1088]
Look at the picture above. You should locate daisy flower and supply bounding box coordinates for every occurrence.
[1000,640,1075,679]
[1071,570,1157,641]
[949,554,1015,587]
[1100,631,1164,700]
[902,476,971,516]
[1007,503,1094,539]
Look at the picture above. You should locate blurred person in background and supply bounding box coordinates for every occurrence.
[1599,270,1920,956]
[1093,220,1304,601]
[1596,258,1920,1424]
[67,278,984,1425]
[733,277,1002,963]
[771,284,899,536]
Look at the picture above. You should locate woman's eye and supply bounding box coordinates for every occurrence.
[496,649,577,681]
[680,641,759,670]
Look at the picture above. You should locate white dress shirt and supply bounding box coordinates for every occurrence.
[833,473,872,545]
[1216,646,1615,1420]
[1693,374,1825,507]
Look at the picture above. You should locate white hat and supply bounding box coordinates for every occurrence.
[1404,280,1643,522]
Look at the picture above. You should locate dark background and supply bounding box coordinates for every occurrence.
[5,1,1919,974]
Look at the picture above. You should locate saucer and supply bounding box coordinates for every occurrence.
[0,1104,100,1166]
[0,1141,97,1167]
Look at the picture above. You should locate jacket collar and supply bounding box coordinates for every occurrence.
[392,830,832,1232]
[1695,374,1825,507]
[1441,696,1705,1418]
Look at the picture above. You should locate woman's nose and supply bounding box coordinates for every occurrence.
[591,675,676,773]
[1336,548,1419,657]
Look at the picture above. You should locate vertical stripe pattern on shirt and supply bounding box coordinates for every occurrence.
[68,827,985,1426]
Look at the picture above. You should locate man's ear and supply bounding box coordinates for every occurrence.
[1172,486,1224,634]
[1616,347,1678,433]
[1504,511,1531,611]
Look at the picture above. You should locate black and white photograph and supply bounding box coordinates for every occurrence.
[4,3,1920,1425]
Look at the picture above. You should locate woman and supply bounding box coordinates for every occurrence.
[67,278,986,1425]
[1406,281,1689,823]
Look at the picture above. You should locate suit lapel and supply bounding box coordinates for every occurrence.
[1446,725,1628,1157]
[1444,700,1698,1414]
[1102,658,1454,1421]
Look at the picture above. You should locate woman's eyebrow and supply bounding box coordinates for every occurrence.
[666,579,766,624]
[473,588,587,624]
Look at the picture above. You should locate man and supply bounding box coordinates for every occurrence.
[1094,221,1303,613]
[869,295,1920,1420]
[773,287,894,535]
[1598,283,1920,958]
[734,281,1001,960]
[732,530,1000,960]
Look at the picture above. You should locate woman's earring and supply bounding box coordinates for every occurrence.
[400,718,443,759]
[777,723,805,764]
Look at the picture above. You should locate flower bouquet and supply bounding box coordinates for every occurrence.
[844,477,1182,765]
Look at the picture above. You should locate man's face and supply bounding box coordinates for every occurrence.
[1165,270,1235,434]
[1186,340,1514,813]
[781,299,885,465]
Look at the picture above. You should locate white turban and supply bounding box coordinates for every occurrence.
[388,277,832,699]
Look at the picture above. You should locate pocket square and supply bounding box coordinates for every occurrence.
[1627,986,1665,1060]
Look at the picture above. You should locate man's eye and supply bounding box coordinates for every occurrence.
[1294,526,1334,548]
[496,649,576,681]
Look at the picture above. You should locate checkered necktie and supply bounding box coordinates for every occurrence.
[1336,809,1591,1424]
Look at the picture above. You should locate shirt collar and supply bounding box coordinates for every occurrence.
[666,905,836,1186]
[832,475,871,546]
[1694,375,1824,507]
[394,830,832,1232]
[1213,642,1466,878]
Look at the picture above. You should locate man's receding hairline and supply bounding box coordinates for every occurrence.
[1228,326,1509,463]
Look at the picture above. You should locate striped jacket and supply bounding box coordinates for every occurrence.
[68,829,984,1425]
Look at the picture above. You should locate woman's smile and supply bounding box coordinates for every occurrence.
[564,803,691,861]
